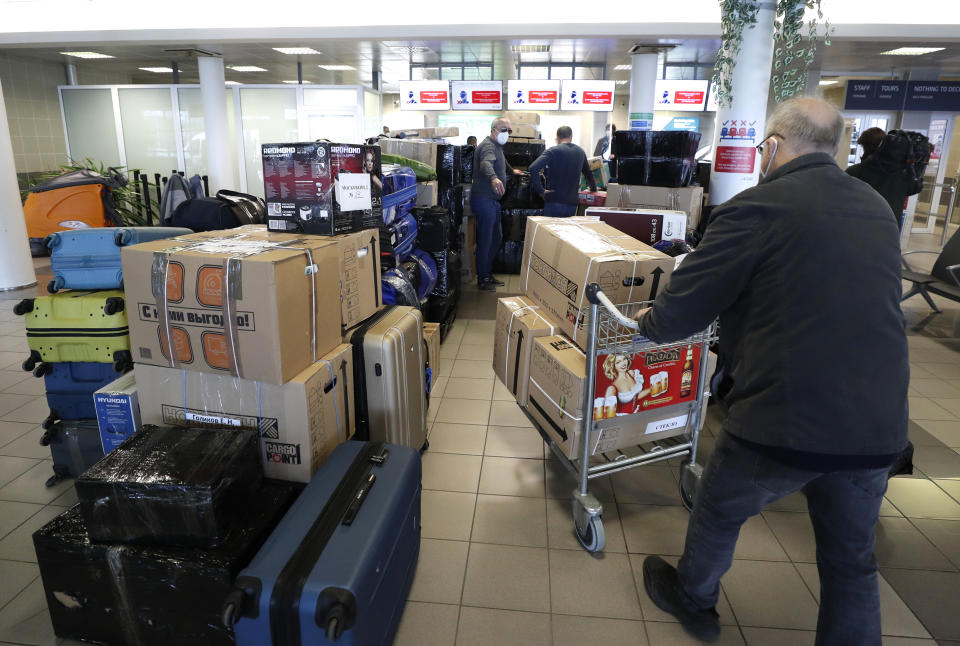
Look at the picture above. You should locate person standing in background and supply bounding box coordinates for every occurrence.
[846,129,925,230]
[529,126,597,217]
[467,135,478,146]
[594,123,617,181]
[471,117,522,292]
[855,127,885,161]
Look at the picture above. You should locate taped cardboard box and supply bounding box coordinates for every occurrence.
[138,343,354,484]
[581,156,611,190]
[585,207,688,245]
[493,296,561,406]
[416,180,439,207]
[526,335,690,460]
[605,184,703,229]
[387,126,459,139]
[121,227,344,384]
[510,124,540,139]
[380,138,439,169]
[519,216,675,349]
[509,112,541,126]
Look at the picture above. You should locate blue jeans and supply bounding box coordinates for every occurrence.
[678,432,888,646]
[471,195,502,282]
[543,202,577,218]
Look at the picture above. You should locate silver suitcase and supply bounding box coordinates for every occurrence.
[346,306,427,450]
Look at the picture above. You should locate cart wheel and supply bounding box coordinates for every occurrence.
[47,279,59,294]
[679,461,703,512]
[13,299,34,316]
[575,515,605,553]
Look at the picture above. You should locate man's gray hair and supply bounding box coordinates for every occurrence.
[765,97,845,154]
[491,117,510,132]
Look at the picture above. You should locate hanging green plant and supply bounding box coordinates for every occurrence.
[713,0,761,109]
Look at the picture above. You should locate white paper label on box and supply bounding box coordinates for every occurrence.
[645,414,688,435]
[186,411,242,427]
[674,254,688,270]
[335,172,372,211]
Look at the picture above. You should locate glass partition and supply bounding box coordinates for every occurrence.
[239,88,298,197]
[364,91,382,139]
[118,88,178,178]
[61,88,120,166]
[177,87,240,189]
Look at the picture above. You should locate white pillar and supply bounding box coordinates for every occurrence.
[708,1,776,205]
[0,78,37,291]
[198,56,236,194]
[627,52,659,131]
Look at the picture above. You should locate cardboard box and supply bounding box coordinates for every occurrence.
[511,124,540,139]
[585,207,688,245]
[137,344,355,483]
[380,138,439,169]
[93,372,141,454]
[581,156,611,190]
[460,217,477,284]
[578,190,607,206]
[327,228,383,329]
[519,217,676,348]
[493,296,561,406]
[527,335,691,460]
[121,228,344,384]
[423,322,441,385]
[387,126,459,139]
[604,184,703,229]
[509,112,541,126]
[508,138,545,145]
[416,180,439,207]
[262,142,382,236]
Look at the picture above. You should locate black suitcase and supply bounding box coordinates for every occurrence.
[503,141,546,168]
[415,206,452,252]
[616,155,698,188]
[493,240,524,274]
[41,419,104,487]
[611,130,702,159]
[75,425,262,547]
[502,175,544,209]
[34,481,302,646]
[430,248,461,297]
[170,189,264,232]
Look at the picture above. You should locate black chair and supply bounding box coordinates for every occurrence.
[901,226,960,312]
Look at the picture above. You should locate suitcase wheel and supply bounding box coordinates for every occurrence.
[44,233,60,250]
[103,297,125,315]
[47,278,61,294]
[113,350,132,373]
[12,299,34,316]
[41,415,56,431]
[114,230,129,246]
[39,427,54,446]
[33,363,51,378]
[22,354,38,373]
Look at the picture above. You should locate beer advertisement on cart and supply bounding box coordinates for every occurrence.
[593,344,700,420]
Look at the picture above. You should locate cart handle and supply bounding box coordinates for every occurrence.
[586,283,639,331]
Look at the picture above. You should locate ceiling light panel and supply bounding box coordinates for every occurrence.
[228,65,267,72]
[818,79,838,86]
[61,51,114,59]
[879,47,945,56]
[139,67,173,73]
[224,81,242,85]
[273,47,321,55]
[319,64,355,70]
[511,44,551,53]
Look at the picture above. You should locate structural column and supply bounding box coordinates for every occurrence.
[198,56,236,194]
[0,78,37,291]
[627,51,659,131]
[708,1,776,205]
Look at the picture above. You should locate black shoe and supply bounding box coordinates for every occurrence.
[490,277,506,286]
[643,556,720,642]
[478,280,497,292]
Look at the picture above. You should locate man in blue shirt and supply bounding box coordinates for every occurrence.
[528,126,598,217]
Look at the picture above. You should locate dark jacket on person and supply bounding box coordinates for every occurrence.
[593,136,609,157]
[472,135,514,201]
[846,156,923,224]
[637,153,908,458]
[528,143,597,205]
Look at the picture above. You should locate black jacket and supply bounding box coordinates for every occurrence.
[472,136,515,201]
[846,156,923,224]
[528,143,597,205]
[637,153,909,456]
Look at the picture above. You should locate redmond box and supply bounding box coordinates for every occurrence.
[121,227,343,384]
[262,142,383,235]
[138,344,354,484]
[585,207,688,244]
[94,371,141,453]
[493,296,561,406]
[605,184,703,228]
[519,217,675,348]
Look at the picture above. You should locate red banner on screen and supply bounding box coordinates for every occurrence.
[715,146,756,173]
[583,91,613,105]
[420,91,449,104]
[529,90,558,103]
[472,90,500,104]
[674,91,705,105]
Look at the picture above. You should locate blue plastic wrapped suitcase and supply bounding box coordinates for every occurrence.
[226,441,421,646]
[381,165,417,225]
[46,226,192,293]
[40,419,105,486]
[379,212,418,268]
[42,361,126,426]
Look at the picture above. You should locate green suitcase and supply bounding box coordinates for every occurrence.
[15,290,131,376]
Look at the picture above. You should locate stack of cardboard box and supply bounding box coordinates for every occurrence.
[494,216,703,461]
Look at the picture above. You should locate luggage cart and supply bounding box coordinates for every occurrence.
[526,283,717,553]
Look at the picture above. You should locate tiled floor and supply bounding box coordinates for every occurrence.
[0,235,959,645]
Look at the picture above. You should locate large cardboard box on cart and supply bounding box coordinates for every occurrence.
[519,216,676,349]
[493,296,561,406]
[605,184,703,229]
[526,335,702,459]
[121,228,351,384]
[137,343,355,483]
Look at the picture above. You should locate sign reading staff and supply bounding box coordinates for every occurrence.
[507,80,560,111]
[452,80,503,110]
[398,81,451,111]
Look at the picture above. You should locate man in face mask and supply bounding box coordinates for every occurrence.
[471,117,523,292]
[634,97,909,645]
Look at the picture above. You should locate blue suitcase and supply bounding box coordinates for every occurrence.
[41,419,105,487]
[45,226,192,293]
[225,441,421,646]
[42,362,125,427]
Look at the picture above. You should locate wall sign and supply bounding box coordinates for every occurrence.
[560,80,616,112]
[451,80,503,110]
[664,117,700,132]
[654,80,709,112]
[904,81,960,111]
[843,80,907,111]
[507,80,560,111]
[398,81,450,111]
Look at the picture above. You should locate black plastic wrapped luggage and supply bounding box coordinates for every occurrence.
[611,131,702,188]
[503,141,546,168]
[75,425,262,547]
[436,144,475,188]
[502,175,544,209]
[430,249,462,298]
[42,419,105,487]
[493,240,524,274]
[415,206,453,252]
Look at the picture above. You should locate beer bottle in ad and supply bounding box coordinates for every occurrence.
[679,345,693,397]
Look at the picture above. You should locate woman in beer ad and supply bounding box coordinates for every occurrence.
[597,353,648,418]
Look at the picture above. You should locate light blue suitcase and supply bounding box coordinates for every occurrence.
[45,227,192,293]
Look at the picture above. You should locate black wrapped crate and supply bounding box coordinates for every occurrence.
[503,141,545,168]
[34,481,301,646]
[502,175,544,209]
[416,206,452,252]
[610,131,702,187]
[493,240,524,274]
[430,249,462,297]
[611,130,701,159]
[501,208,541,242]
[76,425,262,548]
[437,144,475,188]
[616,156,698,188]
